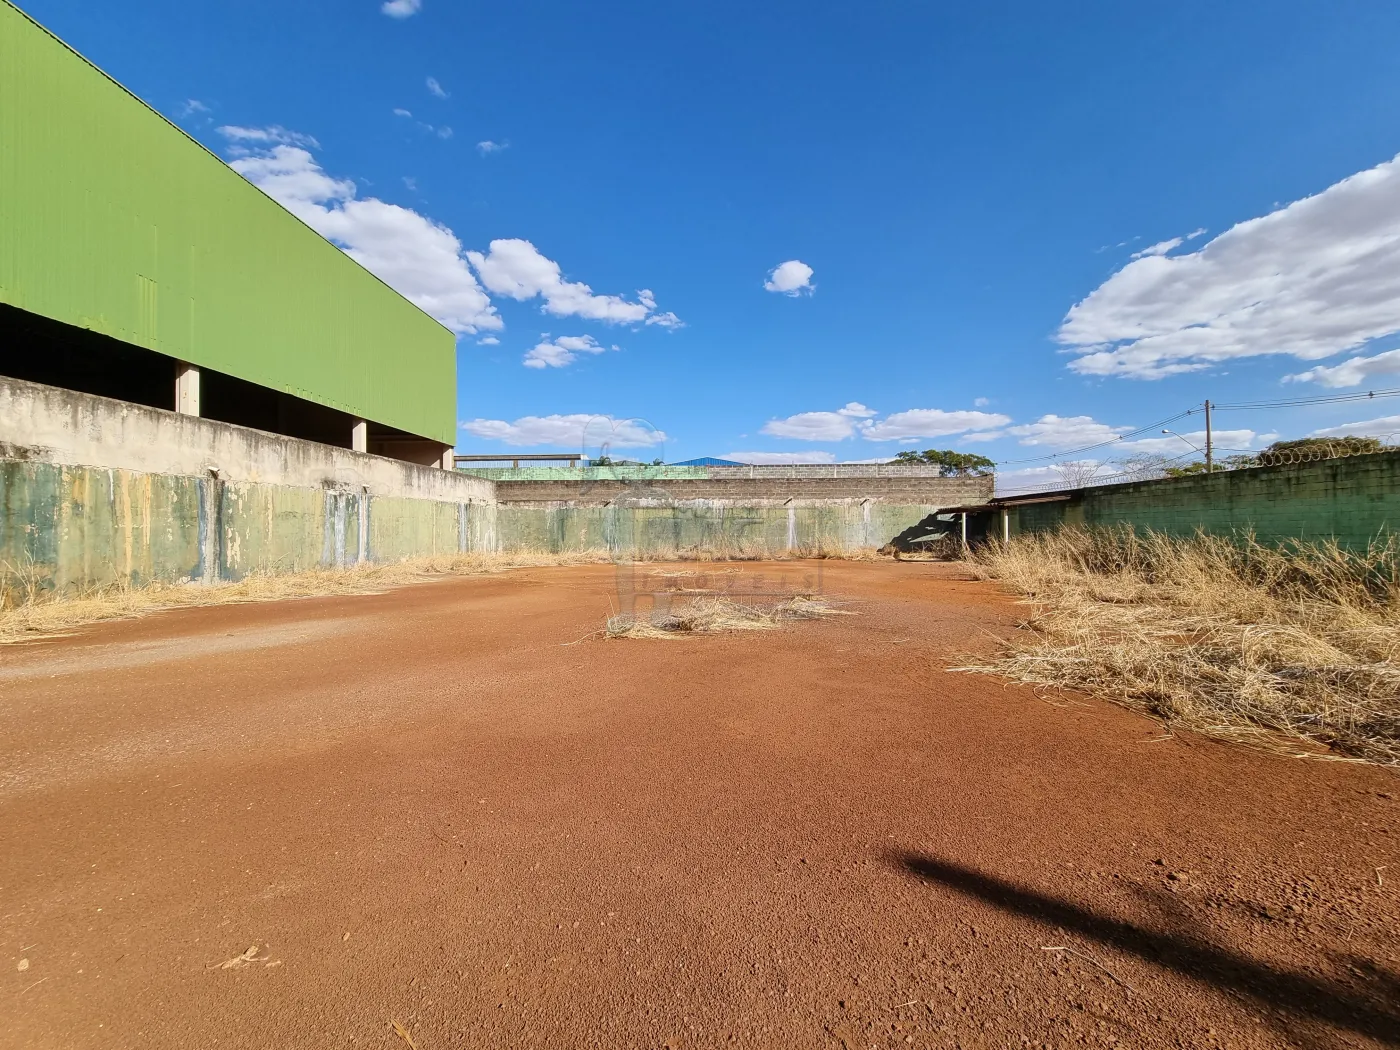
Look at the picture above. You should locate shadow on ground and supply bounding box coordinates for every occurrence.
[890,851,1400,1046]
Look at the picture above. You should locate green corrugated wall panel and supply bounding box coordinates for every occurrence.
[0,2,455,443]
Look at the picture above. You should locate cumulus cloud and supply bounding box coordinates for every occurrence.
[381,0,421,16]
[177,99,209,118]
[862,409,1012,442]
[477,140,508,155]
[393,108,412,118]
[760,404,1011,442]
[468,239,679,326]
[460,414,665,448]
[1309,415,1400,440]
[1060,154,1400,379]
[1005,414,1131,448]
[761,402,877,441]
[1285,348,1400,388]
[426,76,448,99]
[477,336,500,345]
[219,125,319,149]
[522,334,616,369]
[223,131,500,334]
[764,260,814,296]
[722,451,838,465]
[973,397,990,407]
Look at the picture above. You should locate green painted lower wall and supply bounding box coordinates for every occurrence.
[0,460,498,598]
[492,501,938,556]
[1007,451,1400,547]
[0,457,947,600]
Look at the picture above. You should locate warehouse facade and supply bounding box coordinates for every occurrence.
[0,0,456,466]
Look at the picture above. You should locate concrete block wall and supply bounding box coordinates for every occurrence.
[489,474,991,506]
[493,499,943,557]
[1007,451,1400,547]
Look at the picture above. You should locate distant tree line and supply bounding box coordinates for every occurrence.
[890,449,996,476]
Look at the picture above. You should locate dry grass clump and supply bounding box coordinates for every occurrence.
[0,549,609,645]
[961,527,1400,765]
[605,595,846,639]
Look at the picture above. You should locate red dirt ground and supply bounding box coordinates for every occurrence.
[1,560,1397,1049]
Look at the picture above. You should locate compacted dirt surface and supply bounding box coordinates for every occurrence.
[2,560,1397,1049]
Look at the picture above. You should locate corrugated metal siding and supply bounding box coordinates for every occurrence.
[0,2,456,443]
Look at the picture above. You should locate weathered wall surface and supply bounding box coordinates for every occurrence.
[1007,451,1400,547]
[473,463,993,508]
[494,499,941,556]
[2,377,490,502]
[0,378,495,596]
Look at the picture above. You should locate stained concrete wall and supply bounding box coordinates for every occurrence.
[493,499,942,556]
[478,464,991,506]
[0,377,992,596]
[1002,451,1400,547]
[0,377,495,596]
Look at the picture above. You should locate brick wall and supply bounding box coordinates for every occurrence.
[491,474,993,506]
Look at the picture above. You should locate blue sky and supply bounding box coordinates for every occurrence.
[25,0,1400,485]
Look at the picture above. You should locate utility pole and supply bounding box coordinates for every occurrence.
[1204,399,1214,473]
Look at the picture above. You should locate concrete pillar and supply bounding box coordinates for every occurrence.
[351,418,368,453]
[1001,507,1010,543]
[441,447,455,470]
[174,362,200,416]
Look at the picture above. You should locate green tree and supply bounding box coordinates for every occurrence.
[891,449,995,476]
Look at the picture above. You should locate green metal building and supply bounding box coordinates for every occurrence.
[0,1,457,463]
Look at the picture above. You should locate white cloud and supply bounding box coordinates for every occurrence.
[764,259,814,296]
[1285,348,1400,388]
[722,451,838,465]
[381,0,421,16]
[1130,236,1183,260]
[219,125,319,149]
[460,414,665,448]
[761,402,877,441]
[402,176,417,191]
[477,336,500,345]
[522,334,617,369]
[1005,414,1130,448]
[436,126,453,140]
[973,397,990,407]
[224,134,500,334]
[1116,429,1259,455]
[862,409,1012,442]
[1309,415,1400,440]
[393,108,413,118]
[959,431,1004,443]
[1060,153,1400,379]
[426,76,448,98]
[477,140,508,155]
[467,239,679,326]
[177,99,209,118]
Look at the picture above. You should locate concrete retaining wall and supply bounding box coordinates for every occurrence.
[0,377,496,595]
[0,377,995,595]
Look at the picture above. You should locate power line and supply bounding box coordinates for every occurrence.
[1210,387,1400,412]
[995,386,1400,468]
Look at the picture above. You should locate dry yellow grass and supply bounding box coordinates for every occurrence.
[0,550,609,645]
[605,595,849,639]
[960,527,1400,765]
[0,546,877,645]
